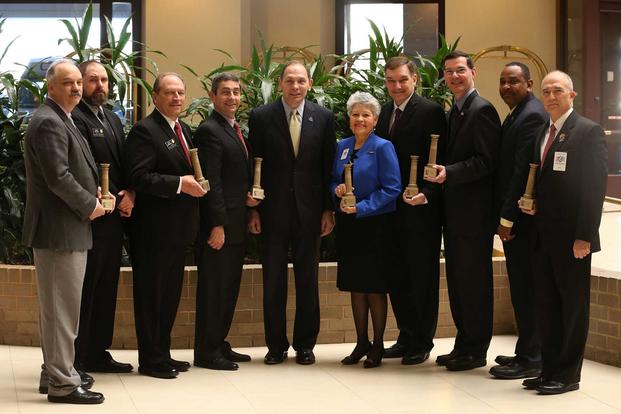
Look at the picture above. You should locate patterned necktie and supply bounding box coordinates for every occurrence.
[389,107,402,137]
[174,121,191,165]
[233,121,248,157]
[289,109,300,157]
[541,123,557,166]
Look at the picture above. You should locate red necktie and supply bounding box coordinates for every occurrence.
[234,122,248,157]
[174,121,191,165]
[541,123,557,166]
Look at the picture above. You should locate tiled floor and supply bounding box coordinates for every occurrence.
[2,336,620,413]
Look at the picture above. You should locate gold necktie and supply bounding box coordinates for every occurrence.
[289,109,300,157]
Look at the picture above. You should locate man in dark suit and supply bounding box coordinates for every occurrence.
[426,51,501,371]
[72,60,134,374]
[375,57,446,365]
[193,73,257,371]
[22,59,108,404]
[489,62,547,379]
[520,71,607,394]
[248,61,336,365]
[125,72,207,379]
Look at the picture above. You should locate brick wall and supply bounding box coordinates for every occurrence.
[586,275,621,367]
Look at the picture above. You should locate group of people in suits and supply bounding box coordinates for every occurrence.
[21,50,606,404]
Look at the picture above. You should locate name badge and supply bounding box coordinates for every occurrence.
[165,138,177,150]
[91,127,105,138]
[340,148,349,160]
[553,151,567,172]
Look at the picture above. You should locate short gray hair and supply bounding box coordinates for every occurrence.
[46,58,77,81]
[346,92,381,117]
[543,70,574,92]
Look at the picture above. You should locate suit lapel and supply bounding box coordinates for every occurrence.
[298,101,315,159]
[80,102,122,168]
[100,109,124,166]
[47,99,98,178]
[213,111,248,159]
[448,90,477,151]
[272,101,294,156]
[392,95,418,140]
[539,110,577,175]
[153,110,190,165]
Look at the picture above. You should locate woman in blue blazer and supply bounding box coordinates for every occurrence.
[330,92,401,368]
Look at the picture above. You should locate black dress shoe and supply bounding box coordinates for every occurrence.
[536,380,579,395]
[226,349,251,363]
[194,357,239,371]
[445,355,486,371]
[494,355,515,366]
[47,386,104,404]
[264,350,288,365]
[138,363,178,379]
[84,358,133,373]
[39,366,93,394]
[363,347,384,369]
[167,358,190,372]
[522,376,546,389]
[402,352,430,366]
[383,342,406,359]
[489,361,542,379]
[341,342,372,365]
[296,349,316,365]
[435,350,459,366]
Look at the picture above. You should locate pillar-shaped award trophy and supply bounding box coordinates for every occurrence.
[342,162,356,208]
[423,134,440,179]
[189,148,210,191]
[518,163,539,210]
[100,163,114,211]
[404,155,419,198]
[252,157,265,200]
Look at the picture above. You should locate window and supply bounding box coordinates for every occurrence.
[336,0,444,57]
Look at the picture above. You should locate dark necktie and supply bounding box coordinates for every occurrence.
[174,121,191,165]
[233,121,248,157]
[389,108,402,137]
[97,109,115,140]
[541,124,557,166]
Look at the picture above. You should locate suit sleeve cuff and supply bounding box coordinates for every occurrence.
[176,177,182,194]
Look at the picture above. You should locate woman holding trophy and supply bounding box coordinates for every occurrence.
[330,92,401,368]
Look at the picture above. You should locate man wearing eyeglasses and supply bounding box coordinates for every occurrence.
[426,51,501,371]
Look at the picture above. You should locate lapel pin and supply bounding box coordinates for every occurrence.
[308,116,314,122]
[558,133,566,143]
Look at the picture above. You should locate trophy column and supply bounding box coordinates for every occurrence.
[342,163,356,208]
[100,163,114,211]
[518,163,539,210]
[251,157,265,200]
[189,148,210,191]
[423,134,440,179]
[404,155,419,198]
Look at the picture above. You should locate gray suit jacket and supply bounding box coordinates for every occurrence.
[22,98,99,250]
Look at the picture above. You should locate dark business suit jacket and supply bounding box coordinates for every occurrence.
[22,98,98,250]
[195,111,251,243]
[125,109,199,245]
[248,99,336,235]
[444,90,501,236]
[495,93,548,226]
[375,94,446,354]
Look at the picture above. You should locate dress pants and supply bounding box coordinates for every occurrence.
[34,248,86,396]
[261,206,321,353]
[131,239,186,367]
[502,219,540,362]
[533,234,591,383]
[390,214,441,354]
[443,232,494,357]
[194,241,245,360]
[75,212,124,367]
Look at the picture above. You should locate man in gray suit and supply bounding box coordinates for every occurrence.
[22,59,111,404]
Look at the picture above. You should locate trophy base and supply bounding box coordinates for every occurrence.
[251,187,265,200]
[342,194,356,208]
[404,186,419,198]
[423,165,438,179]
[101,197,115,212]
[198,179,210,192]
[518,197,535,211]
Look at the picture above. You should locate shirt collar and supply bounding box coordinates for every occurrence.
[282,98,305,119]
[84,101,102,117]
[455,88,476,110]
[393,92,414,112]
[156,108,178,129]
[48,97,73,118]
[215,109,235,128]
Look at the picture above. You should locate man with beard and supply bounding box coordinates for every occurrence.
[72,60,134,374]
[490,62,547,379]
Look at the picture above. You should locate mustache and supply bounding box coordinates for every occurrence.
[70,91,82,98]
